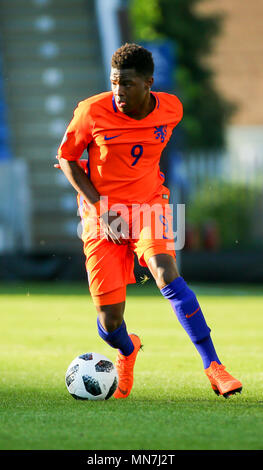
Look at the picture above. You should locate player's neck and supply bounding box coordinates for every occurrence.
[125,93,156,120]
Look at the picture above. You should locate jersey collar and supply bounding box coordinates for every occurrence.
[111,92,159,119]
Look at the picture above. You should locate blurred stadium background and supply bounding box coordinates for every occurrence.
[0,0,262,284]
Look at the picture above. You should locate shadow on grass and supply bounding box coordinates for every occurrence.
[0,281,159,297]
[0,281,263,297]
[0,385,260,410]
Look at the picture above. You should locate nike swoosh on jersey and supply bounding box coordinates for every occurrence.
[104,134,121,140]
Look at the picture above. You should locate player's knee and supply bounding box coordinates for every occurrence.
[96,303,125,333]
[148,254,179,289]
[154,266,176,289]
[100,315,122,333]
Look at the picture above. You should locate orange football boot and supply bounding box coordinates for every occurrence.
[205,361,242,398]
[113,334,142,399]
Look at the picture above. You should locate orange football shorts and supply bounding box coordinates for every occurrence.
[78,187,176,306]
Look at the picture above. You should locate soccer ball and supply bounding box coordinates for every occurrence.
[65,352,118,400]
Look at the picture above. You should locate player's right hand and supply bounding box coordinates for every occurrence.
[99,211,129,244]
[53,159,88,170]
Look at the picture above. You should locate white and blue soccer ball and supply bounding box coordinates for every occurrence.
[65,352,118,400]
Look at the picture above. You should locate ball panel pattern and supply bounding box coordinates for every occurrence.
[79,353,93,361]
[65,364,79,387]
[82,375,102,396]
[105,376,118,400]
[95,360,114,373]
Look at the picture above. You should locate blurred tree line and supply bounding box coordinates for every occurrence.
[129,0,236,151]
[128,0,263,254]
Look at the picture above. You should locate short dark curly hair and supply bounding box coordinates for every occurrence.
[111,43,154,78]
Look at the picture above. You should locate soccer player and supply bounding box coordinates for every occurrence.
[56,43,242,399]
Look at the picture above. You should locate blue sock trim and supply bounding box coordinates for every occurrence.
[97,318,134,356]
[161,276,186,299]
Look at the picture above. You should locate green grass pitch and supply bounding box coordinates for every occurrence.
[0,281,262,450]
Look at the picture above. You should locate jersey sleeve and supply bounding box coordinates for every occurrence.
[57,100,92,161]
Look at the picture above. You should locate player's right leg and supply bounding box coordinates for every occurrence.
[96,300,133,355]
[95,301,142,399]
[82,232,141,399]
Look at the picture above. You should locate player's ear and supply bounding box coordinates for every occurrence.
[145,76,154,90]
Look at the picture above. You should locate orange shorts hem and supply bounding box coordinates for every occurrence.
[138,243,176,267]
[92,286,127,306]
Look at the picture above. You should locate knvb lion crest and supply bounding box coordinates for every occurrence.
[154,125,167,143]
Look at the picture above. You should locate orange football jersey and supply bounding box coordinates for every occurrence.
[57,91,183,205]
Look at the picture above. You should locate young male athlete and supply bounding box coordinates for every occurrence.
[56,43,242,399]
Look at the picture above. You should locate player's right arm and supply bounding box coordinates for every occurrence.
[57,101,128,244]
[58,157,100,205]
[58,158,128,244]
[57,100,101,205]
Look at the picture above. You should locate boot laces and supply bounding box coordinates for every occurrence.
[116,354,133,381]
[211,363,232,381]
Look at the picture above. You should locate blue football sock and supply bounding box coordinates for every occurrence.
[97,318,134,356]
[161,277,221,369]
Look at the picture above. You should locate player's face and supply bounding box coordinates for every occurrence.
[110,68,153,118]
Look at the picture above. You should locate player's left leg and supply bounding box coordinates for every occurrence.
[147,253,242,398]
[147,253,221,369]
